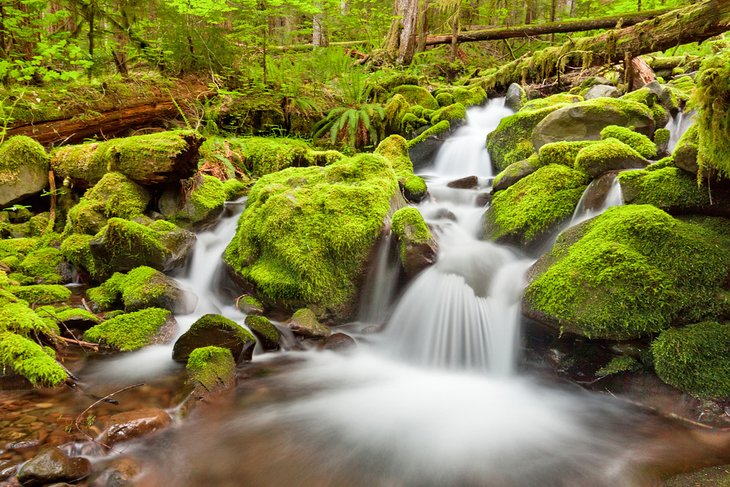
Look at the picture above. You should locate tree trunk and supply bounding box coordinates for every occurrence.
[384,0,419,64]
[416,0,430,53]
[629,56,656,90]
[425,7,671,45]
[479,0,730,92]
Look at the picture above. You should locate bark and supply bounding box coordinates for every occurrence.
[479,0,730,92]
[629,56,656,90]
[384,0,419,64]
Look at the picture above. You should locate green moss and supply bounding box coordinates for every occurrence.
[239,137,319,177]
[244,315,280,344]
[391,207,431,262]
[403,175,427,200]
[521,94,582,111]
[60,233,95,276]
[596,356,640,377]
[35,305,100,328]
[621,88,668,124]
[618,167,710,209]
[0,237,39,258]
[430,103,466,126]
[8,285,71,305]
[600,125,657,159]
[0,136,49,186]
[538,141,596,167]
[485,164,589,247]
[186,346,236,391]
[652,321,730,398]
[51,142,107,186]
[168,175,226,225]
[63,199,109,236]
[654,127,670,152]
[86,271,125,310]
[406,120,450,149]
[289,308,330,338]
[492,154,542,191]
[83,308,171,351]
[0,301,60,336]
[222,179,249,201]
[391,85,438,110]
[374,135,413,180]
[84,172,150,220]
[383,94,412,134]
[694,49,730,178]
[645,156,676,171]
[224,153,398,315]
[435,92,454,107]
[574,138,645,177]
[524,205,730,340]
[487,104,567,171]
[0,332,67,386]
[18,248,63,284]
[408,105,425,118]
[450,86,487,107]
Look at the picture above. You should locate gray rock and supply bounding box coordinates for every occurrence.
[583,85,620,100]
[0,136,49,207]
[320,333,356,351]
[492,158,541,192]
[288,308,331,339]
[504,83,526,111]
[446,175,478,189]
[17,446,91,487]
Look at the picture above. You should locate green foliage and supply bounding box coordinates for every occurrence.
[652,322,730,399]
[525,205,730,340]
[313,104,385,150]
[485,164,589,247]
[84,308,172,351]
[693,48,730,179]
[596,356,640,377]
[0,332,67,386]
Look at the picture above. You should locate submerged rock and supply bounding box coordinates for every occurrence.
[172,314,256,363]
[186,346,237,394]
[244,315,280,351]
[446,175,478,189]
[100,408,172,446]
[17,446,90,487]
[0,136,49,207]
[288,308,331,339]
[524,205,730,340]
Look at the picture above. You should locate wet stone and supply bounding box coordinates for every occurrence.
[320,333,356,352]
[99,408,172,446]
[16,446,91,487]
[446,175,479,189]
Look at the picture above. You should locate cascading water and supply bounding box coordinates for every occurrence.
[570,173,623,226]
[666,109,695,152]
[357,232,400,325]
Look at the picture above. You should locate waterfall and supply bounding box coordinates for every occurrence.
[570,173,623,226]
[666,110,695,152]
[357,232,399,325]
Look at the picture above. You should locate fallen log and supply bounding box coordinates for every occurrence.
[476,0,730,93]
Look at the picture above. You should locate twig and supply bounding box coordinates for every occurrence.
[56,335,100,351]
[47,170,57,234]
[73,383,145,448]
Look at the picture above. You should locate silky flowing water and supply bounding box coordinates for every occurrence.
[5,101,725,486]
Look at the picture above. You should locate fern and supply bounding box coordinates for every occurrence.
[313,104,385,150]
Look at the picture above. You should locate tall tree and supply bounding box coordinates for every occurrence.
[384,0,419,64]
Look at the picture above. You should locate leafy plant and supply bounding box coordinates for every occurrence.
[312,103,385,150]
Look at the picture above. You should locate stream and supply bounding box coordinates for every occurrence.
[0,101,713,486]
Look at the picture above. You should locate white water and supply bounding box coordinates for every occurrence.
[570,173,623,226]
[666,110,695,152]
[357,232,399,325]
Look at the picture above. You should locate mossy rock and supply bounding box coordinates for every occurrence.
[0,136,49,206]
[574,138,648,178]
[391,207,436,277]
[238,137,333,177]
[430,103,467,126]
[652,321,730,399]
[618,167,717,213]
[595,356,640,378]
[383,94,412,135]
[673,124,699,174]
[186,346,236,393]
[401,175,427,202]
[621,87,669,127]
[288,308,331,338]
[485,164,589,248]
[524,205,730,340]
[654,127,671,157]
[172,313,256,363]
[51,131,203,187]
[84,172,150,220]
[18,248,64,284]
[600,125,657,159]
[7,285,71,305]
[437,86,487,107]
[374,135,425,202]
[60,234,96,278]
[237,294,264,315]
[84,308,175,351]
[223,153,398,318]
[0,332,67,386]
[537,141,596,168]
[504,83,527,111]
[487,104,567,172]
[159,174,226,227]
[693,49,730,178]
[435,92,454,107]
[35,305,100,330]
[406,120,451,166]
[521,93,582,111]
[532,98,655,151]
[492,155,542,192]
[86,218,196,280]
[244,315,280,351]
[391,85,438,111]
[0,300,60,336]
[222,178,249,201]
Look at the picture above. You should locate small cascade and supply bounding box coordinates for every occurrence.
[666,110,695,152]
[570,173,623,226]
[357,232,399,325]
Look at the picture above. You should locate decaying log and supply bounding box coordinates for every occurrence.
[628,56,657,90]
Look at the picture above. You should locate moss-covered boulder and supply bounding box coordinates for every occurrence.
[374,135,427,202]
[7,284,71,305]
[0,299,60,336]
[391,85,439,110]
[484,164,589,248]
[523,205,730,340]
[223,153,399,318]
[492,156,541,192]
[435,92,454,107]
[86,218,196,280]
[430,103,466,126]
[0,332,67,386]
[172,313,256,363]
[83,308,175,351]
[391,207,437,277]
[17,247,65,284]
[487,104,567,171]
[618,167,723,214]
[537,140,596,168]
[621,86,669,127]
[532,98,655,151]
[673,124,699,175]
[652,321,730,399]
[0,136,50,206]
[64,172,150,235]
[236,294,264,315]
[521,93,582,111]
[186,346,237,393]
[443,86,487,107]
[600,125,657,159]
[159,174,226,227]
[574,138,648,178]
[237,137,341,177]
[244,315,280,351]
[504,83,527,111]
[51,131,203,187]
[287,308,331,338]
[407,120,451,166]
[35,305,100,330]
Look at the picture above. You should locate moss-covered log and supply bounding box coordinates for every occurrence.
[478,0,730,92]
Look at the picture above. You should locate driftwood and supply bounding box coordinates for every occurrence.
[477,0,730,92]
